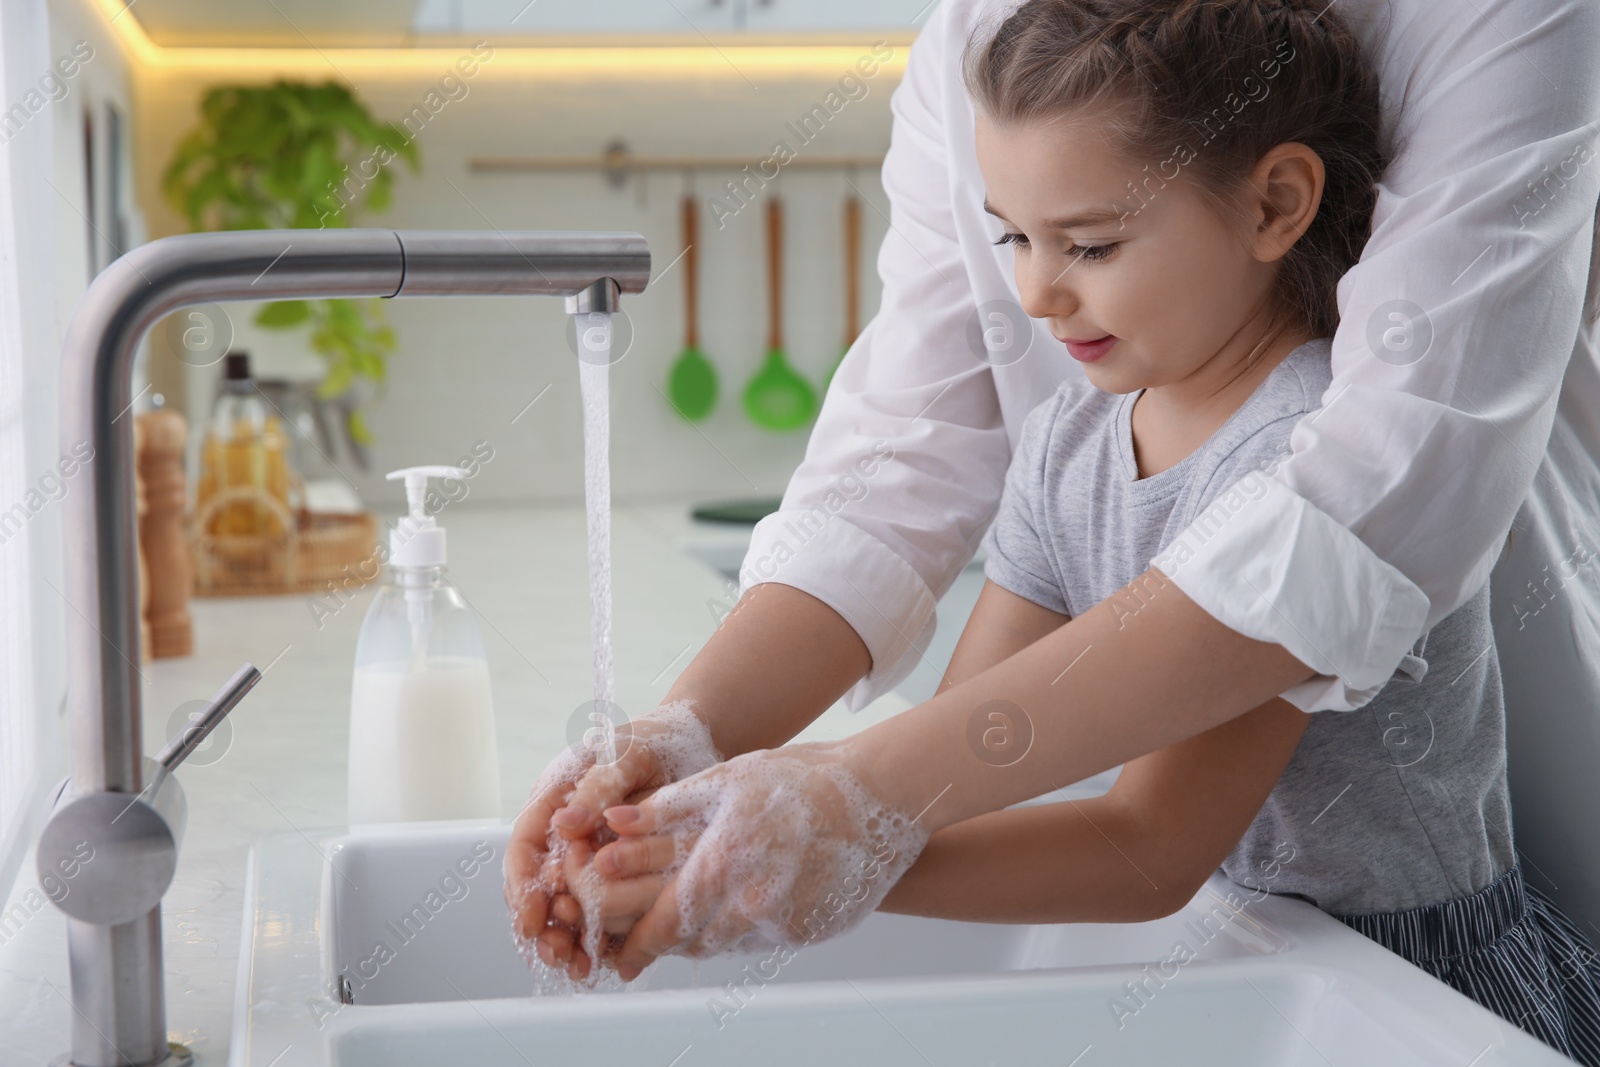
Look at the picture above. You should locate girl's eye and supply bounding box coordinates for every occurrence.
[1069,243,1119,263]
[991,233,1120,264]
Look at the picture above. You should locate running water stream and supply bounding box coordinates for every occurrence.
[577,312,618,768]
[516,310,694,993]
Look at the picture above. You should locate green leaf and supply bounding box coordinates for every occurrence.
[317,361,354,399]
[346,407,375,446]
[384,126,421,171]
[254,300,312,328]
[326,298,361,332]
[364,178,391,213]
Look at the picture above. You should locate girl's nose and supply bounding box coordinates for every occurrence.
[1016,258,1076,322]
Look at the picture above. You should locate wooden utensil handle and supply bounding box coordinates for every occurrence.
[844,195,861,343]
[136,408,194,658]
[767,195,783,351]
[683,195,698,348]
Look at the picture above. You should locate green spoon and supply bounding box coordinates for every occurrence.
[668,195,718,421]
[744,195,817,431]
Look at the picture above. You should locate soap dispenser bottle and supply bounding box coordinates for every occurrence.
[347,466,501,824]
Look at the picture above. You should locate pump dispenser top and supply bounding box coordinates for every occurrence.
[385,465,466,568]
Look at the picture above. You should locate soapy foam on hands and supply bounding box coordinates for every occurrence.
[642,698,725,781]
[509,700,723,992]
[650,745,930,959]
[510,708,929,986]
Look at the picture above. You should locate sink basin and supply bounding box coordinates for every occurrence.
[323,825,1283,1008]
[233,821,1575,1066]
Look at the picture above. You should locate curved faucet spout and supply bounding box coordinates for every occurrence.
[61,227,648,796]
[51,227,649,1067]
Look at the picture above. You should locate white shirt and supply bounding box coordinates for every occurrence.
[740,0,1600,715]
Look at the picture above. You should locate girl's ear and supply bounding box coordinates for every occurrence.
[1246,142,1326,264]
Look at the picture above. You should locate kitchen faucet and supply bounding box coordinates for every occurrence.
[34,229,651,1067]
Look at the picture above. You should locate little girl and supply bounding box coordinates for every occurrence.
[534,0,1600,1059]
[869,0,1600,1061]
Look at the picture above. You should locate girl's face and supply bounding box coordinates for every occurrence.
[974,109,1312,395]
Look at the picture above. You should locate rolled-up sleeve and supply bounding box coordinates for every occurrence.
[739,0,1014,710]
[1156,0,1600,711]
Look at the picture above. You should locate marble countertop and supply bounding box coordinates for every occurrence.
[0,502,916,1066]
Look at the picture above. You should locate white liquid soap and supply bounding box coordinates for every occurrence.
[347,465,501,825]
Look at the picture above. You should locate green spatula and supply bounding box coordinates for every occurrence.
[744,195,818,432]
[667,195,717,421]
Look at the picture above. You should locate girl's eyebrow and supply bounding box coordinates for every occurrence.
[982,197,1127,229]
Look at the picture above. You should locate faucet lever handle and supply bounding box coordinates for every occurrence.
[156,663,261,772]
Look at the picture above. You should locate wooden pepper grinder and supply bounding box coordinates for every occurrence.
[132,417,152,662]
[136,397,194,658]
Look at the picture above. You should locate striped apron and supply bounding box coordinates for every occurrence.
[1331,863,1600,1065]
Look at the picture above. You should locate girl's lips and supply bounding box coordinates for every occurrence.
[1060,335,1118,362]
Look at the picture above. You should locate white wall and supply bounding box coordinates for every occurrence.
[0,0,138,904]
[132,44,903,507]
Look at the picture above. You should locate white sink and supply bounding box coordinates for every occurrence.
[232,821,1574,1066]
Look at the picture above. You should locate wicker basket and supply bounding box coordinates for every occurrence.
[192,487,380,597]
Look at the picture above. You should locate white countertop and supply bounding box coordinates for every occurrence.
[0,502,916,1066]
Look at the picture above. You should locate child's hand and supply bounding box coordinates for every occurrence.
[591,742,930,982]
[503,743,591,952]
[525,804,688,979]
[504,701,722,978]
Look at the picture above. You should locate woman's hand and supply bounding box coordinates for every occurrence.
[503,700,722,981]
[590,741,931,981]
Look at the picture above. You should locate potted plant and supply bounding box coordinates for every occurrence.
[163,80,421,447]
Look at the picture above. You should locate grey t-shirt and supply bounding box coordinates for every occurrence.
[981,338,1515,914]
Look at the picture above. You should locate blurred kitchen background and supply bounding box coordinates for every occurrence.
[0,0,942,902]
[32,0,916,507]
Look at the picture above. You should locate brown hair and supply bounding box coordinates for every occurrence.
[963,0,1388,338]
